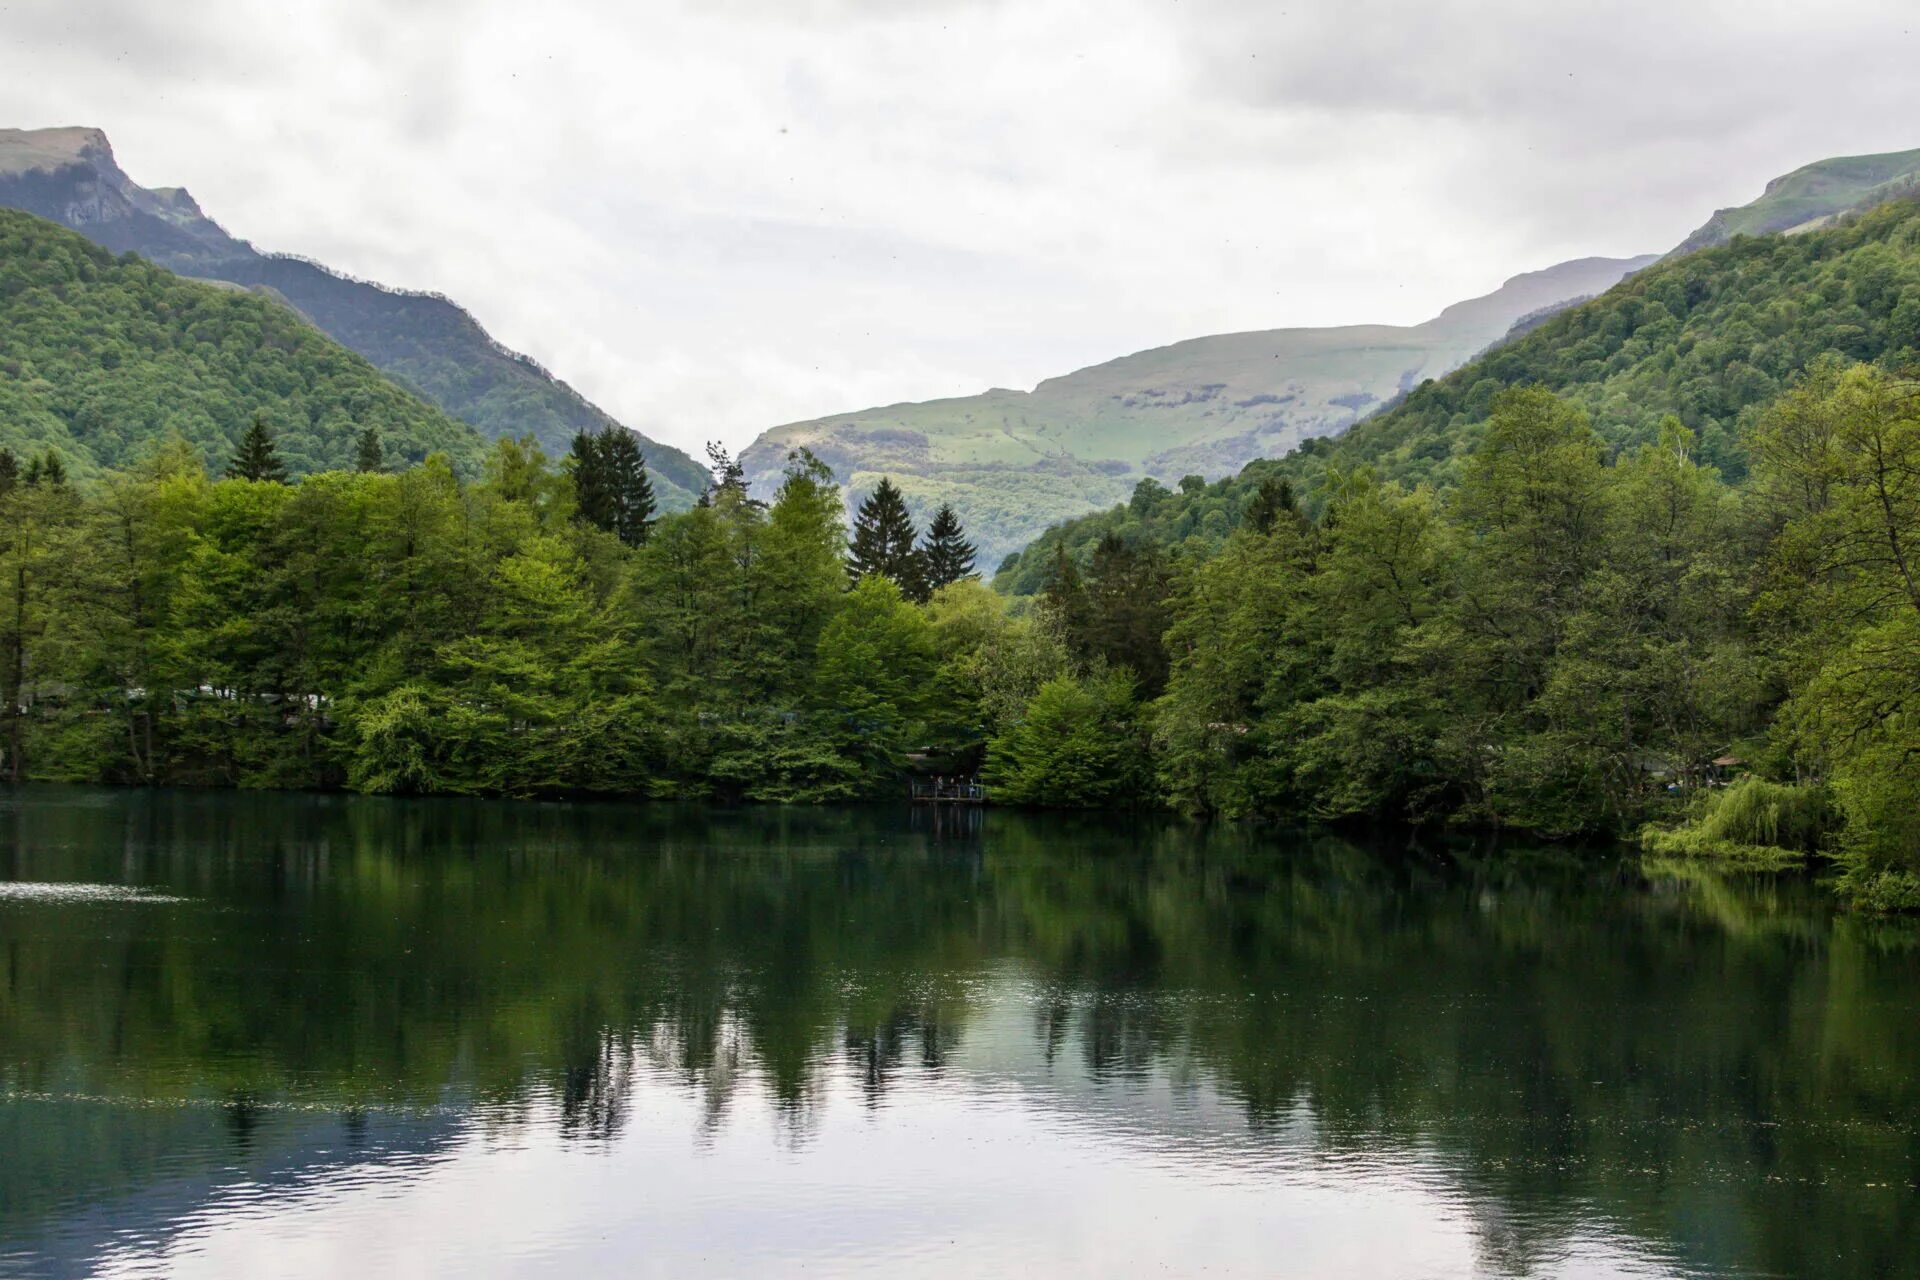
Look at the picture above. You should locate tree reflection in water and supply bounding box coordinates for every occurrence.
[1,786,1916,1278]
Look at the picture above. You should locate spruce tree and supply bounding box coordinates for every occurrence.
[226,415,288,483]
[355,426,385,473]
[847,477,926,600]
[920,502,977,591]
[603,428,657,547]
[1244,476,1301,535]
[569,430,614,530]
[0,447,16,498]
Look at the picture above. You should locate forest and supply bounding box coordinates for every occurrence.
[998,197,1920,594]
[2,351,1916,908]
[0,210,485,479]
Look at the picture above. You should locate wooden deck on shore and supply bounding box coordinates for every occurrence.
[909,780,986,804]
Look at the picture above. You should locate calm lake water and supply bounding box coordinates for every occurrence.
[1,787,1916,1278]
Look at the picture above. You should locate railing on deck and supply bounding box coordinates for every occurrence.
[909,778,986,803]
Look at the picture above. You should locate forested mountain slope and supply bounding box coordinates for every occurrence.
[1671,145,1920,255]
[740,255,1654,565]
[0,209,482,476]
[998,195,1920,593]
[0,126,708,505]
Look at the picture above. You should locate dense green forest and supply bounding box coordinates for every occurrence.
[2,353,1916,906]
[998,198,1920,594]
[0,210,486,478]
[3,196,1918,909]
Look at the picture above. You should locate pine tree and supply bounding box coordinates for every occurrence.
[569,430,614,530]
[603,428,657,547]
[702,441,750,507]
[226,415,288,483]
[920,502,977,591]
[1245,476,1301,535]
[0,447,16,498]
[27,451,66,487]
[355,426,385,474]
[847,477,926,601]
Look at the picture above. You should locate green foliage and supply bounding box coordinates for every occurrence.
[847,477,927,601]
[224,414,288,483]
[986,669,1148,807]
[1640,778,1839,869]
[0,209,485,478]
[568,426,656,547]
[1002,198,1920,595]
[920,502,977,590]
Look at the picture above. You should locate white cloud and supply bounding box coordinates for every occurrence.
[2,0,1918,455]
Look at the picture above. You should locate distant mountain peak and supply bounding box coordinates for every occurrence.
[0,124,709,504]
[1670,145,1920,256]
[0,125,113,175]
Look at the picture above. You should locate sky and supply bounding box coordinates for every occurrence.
[3,0,1919,456]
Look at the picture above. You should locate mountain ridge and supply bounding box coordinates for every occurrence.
[0,126,709,505]
[740,252,1656,563]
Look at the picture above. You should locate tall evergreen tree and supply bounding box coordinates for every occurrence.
[0,447,17,498]
[226,415,288,483]
[22,451,67,488]
[355,426,385,474]
[702,441,750,507]
[1244,476,1302,535]
[603,428,657,547]
[920,503,977,591]
[847,477,925,600]
[569,430,614,530]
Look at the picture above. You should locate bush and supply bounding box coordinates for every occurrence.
[1640,777,1838,869]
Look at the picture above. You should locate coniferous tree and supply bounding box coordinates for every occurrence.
[604,428,657,547]
[847,477,925,600]
[25,451,66,487]
[920,502,977,591]
[355,426,385,474]
[702,441,750,507]
[226,415,288,483]
[569,430,614,530]
[1244,476,1302,535]
[0,447,17,497]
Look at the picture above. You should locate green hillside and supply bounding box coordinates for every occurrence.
[0,126,708,505]
[742,255,1654,564]
[998,194,1920,593]
[1672,146,1920,254]
[0,209,484,476]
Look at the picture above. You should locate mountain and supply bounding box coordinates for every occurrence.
[0,127,708,506]
[0,209,484,476]
[1671,145,1920,256]
[740,255,1654,565]
[996,182,1920,593]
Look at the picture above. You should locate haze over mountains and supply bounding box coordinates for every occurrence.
[741,255,1655,562]
[6,126,1920,562]
[740,145,1920,565]
[0,127,709,506]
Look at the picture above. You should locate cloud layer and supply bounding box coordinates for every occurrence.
[4,0,1918,453]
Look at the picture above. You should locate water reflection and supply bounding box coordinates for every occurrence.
[1,787,1916,1278]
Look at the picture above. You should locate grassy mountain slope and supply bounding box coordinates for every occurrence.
[741,256,1654,565]
[0,209,483,477]
[0,126,707,505]
[1671,146,1920,255]
[998,193,1920,593]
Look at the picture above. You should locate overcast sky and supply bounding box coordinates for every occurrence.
[3,0,1918,455]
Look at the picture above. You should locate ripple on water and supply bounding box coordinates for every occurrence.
[0,882,190,903]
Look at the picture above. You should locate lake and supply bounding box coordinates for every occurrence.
[1,786,1916,1278]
